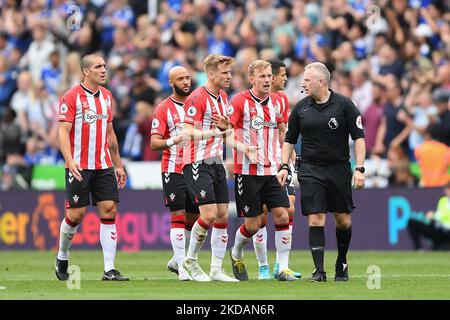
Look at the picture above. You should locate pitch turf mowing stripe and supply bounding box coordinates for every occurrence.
[1,251,449,299]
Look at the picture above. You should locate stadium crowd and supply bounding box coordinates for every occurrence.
[0,0,449,191]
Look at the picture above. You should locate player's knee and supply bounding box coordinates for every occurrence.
[336,221,351,230]
[245,220,261,235]
[171,210,185,218]
[309,216,325,227]
[101,204,117,219]
[272,209,289,225]
[67,209,85,224]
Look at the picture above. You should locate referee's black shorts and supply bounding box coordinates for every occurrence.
[297,162,354,216]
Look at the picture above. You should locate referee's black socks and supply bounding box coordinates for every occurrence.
[336,226,352,264]
[309,226,325,271]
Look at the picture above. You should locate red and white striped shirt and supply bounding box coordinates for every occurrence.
[151,96,185,174]
[183,86,229,164]
[58,83,113,170]
[273,90,290,124]
[229,90,283,176]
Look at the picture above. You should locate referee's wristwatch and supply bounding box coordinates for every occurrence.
[354,166,365,174]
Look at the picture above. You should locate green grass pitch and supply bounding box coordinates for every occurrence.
[0,250,449,300]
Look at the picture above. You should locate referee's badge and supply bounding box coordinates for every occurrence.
[356,115,363,129]
[328,117,339,130]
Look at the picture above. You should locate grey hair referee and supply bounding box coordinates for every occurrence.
[277,62,366,282]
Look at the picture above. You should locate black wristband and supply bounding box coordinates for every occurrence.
[278,163,290,173]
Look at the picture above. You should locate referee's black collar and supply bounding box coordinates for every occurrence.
[81,82,100,97]
[202,85,221,102]
[249,89,269,106]
[309,89,335,107]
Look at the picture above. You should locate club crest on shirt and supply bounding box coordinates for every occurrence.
[328,117,339,130]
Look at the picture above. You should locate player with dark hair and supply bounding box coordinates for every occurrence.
[55,53,128,281]
[150,66,200,281]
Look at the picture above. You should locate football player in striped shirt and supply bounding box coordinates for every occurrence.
[55,53,128,281]
[181,54,238,282]
[151,66,199,281]
[228,60,296,281]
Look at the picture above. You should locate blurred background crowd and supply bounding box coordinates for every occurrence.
[0,0,449,191]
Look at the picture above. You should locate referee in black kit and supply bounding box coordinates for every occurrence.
[277,62,366,282]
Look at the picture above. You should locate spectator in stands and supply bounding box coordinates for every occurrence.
[428,89,450,146]
[407,182,450,250]
[10,71,34,134]
[41,50,62,95]
[0,107,29,191]
[414,124,450,188]
[0,54,17,112]
[373,77,413,159]
[363,82,386,155]
[58,52,83,94]
[351,65,372,115]
[19,23,55,82]
[1,0,449,190]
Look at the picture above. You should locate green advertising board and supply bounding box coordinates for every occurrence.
[31,165,65,190]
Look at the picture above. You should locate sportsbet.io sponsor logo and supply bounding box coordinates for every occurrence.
[83,110,108,125]
[251,116,277,130]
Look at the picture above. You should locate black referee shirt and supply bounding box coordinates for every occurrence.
[285,90,365,165]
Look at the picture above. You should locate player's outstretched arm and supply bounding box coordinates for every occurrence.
[107,122,126,189]
[183,122,228,140]
[151,133,185,151]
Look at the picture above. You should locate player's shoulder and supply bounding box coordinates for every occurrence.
[231,90,249,103]
[292,95,310,112]
[156,96,172,110]
[62,84,82,101]
[277,91,289,101]
[269,91,283,102]
[99,85,113,97]
[218,89,229,101]
[333,91,354,107]
[186,87,206,105]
